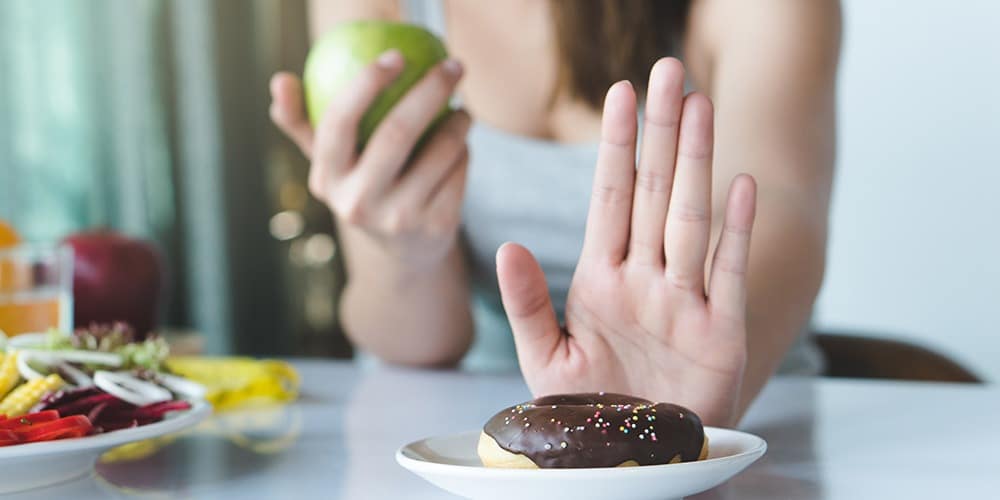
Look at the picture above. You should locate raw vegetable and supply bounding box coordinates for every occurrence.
[0,410,59,428]
[0,352,20,398]
[0,374,64,417]
[156,372,207,400]
[0,323,203,448]
[14,415,92,443]
[17,348,122,368]
[44,323,168,372]
[93,371,172,407]
[37,387,191,432]
[54,362,93,388]
[0,411,94,446]
[0,430,17,446]
[16,351,44,381]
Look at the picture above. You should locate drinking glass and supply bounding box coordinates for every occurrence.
[0,244,73,336]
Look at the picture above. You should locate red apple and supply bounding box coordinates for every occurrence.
[64,230,163,338]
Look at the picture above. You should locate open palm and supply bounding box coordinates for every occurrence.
[496,58,757,427]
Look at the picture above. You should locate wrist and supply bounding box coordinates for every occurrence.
[345,236,459,289]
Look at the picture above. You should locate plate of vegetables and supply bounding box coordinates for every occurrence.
[0,324,211,493]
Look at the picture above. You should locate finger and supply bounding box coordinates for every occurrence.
[356,58,463,195]
[496,242,563,369]
[708,174,757,320]
[313,49,406,177]
[421,147,469,232]
[580,81,638,265]
[664,93,714,294]
[389,110,472,210]
[628,58,685,266]
[269,72,316,157]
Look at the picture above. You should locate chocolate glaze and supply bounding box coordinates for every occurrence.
[483,393,705,468]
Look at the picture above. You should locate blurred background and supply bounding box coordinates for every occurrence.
[1,1,997,378]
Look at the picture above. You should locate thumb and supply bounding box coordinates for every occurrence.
[496,242,562,369]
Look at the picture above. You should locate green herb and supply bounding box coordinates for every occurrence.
[46,323,170,372]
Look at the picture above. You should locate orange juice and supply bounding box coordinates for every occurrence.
[0,289,66,336]
[0,220,18,248]
[0,242,74,336]
[0,220,23,297]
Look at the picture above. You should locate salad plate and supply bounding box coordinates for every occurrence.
[0,398,210,493]
[0,326,213,493]
[397,426,766,500]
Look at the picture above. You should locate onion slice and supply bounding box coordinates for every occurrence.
[94,371,173,407]
[16,351,47,381]
[157,373,207,400]
[7,333,48,349]
[56,362,94,388]
[17,349,122,367]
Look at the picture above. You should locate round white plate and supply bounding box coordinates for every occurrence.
[397,427,766,500]
[0,399,211,494]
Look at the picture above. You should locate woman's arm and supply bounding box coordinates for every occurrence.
[284,0,474,366]
[687,0,841,412]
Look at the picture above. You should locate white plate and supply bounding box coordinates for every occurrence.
[0,399,211,494]
[397,427,766,500]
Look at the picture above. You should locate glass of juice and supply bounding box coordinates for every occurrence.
[0,244,73,336]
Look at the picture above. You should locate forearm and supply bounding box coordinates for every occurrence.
[338,224,473,366]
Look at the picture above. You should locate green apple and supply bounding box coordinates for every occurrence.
[304,20,450,150]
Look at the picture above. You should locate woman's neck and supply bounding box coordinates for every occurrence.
[442,0,603,144]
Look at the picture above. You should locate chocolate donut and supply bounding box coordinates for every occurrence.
[478,393,707,468]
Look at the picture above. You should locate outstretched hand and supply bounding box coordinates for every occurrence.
[497,58,757,427]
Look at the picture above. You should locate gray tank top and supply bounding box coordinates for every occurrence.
[405,0,824,375]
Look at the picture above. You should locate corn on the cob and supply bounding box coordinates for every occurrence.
[0,352,20,400]
[0,374,63,417]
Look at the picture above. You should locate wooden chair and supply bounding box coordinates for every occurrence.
[813,331,982,383]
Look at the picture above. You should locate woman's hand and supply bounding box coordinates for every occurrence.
[269,50,470,268]
[496,58,757,427]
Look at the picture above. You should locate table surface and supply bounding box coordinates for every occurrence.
[12,360,999,499]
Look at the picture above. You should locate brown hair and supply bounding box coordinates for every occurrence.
[549,0,693,110]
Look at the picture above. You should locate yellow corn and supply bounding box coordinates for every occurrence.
[0,374,64,417]
[0,352,20,400]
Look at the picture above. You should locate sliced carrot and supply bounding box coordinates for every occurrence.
[0,410,60,430]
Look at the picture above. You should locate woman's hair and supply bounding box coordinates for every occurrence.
[549,0,692,110]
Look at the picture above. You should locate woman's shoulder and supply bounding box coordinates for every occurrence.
[683,0,842,90]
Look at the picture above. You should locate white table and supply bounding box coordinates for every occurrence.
[12,360,999,499]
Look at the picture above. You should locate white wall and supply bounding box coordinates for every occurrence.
[816,1,1000,380]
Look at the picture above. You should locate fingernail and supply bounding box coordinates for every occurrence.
[377,49,403,68]
[443,58,463,77]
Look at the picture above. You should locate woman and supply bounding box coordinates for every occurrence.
[270,0,840,427]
